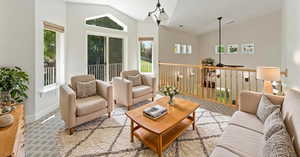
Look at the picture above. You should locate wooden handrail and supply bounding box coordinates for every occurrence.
[159,62,288,76]
[159,62,286,108]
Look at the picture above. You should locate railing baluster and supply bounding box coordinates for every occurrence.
[248,71,251,91]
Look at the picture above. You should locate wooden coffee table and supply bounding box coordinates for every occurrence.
[125,97,200,157]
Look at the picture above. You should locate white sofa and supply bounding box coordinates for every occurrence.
[210,89,300,157]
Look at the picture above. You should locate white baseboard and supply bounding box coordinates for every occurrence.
[25,103,58,124]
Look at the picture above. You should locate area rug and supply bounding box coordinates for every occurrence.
[57,103,231,157]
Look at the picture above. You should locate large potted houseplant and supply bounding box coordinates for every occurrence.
[0,67,29,127]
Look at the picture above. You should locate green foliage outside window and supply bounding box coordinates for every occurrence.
[140,41,153,73]
[86,17,123,31]
[44,30,56,66]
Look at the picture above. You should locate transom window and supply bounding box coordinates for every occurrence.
[86,15,127,31]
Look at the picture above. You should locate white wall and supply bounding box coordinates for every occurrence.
[32,0,66,122]
[282,0,300,89]
[197,11,282,68]
[0,0,36,122]
[159,26,201,64]
[66,3,138,81]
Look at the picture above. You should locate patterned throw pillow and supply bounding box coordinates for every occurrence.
[127,74,142,86]
[264,108,285,141]
[256,95,280,122]
[76,80,97,98]
[263,129,297,157]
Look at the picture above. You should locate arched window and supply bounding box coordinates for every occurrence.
[85,14,127,31]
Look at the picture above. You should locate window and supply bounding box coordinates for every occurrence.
[86,16,125,31]
[174,44,192,54]
[44,29,57,86]
[187,45,192,54]
[139,39,153,73]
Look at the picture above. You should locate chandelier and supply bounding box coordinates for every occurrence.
[146,0,169,25]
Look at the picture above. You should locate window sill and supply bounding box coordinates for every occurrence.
[40,84,58,94]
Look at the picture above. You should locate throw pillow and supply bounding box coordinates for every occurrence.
[264,108,285,141]
[127,74,142,86]
[263,128,297,157]
[256,95,280,122]
[76,80,97,98]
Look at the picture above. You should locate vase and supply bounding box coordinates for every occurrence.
[168,96,174,105]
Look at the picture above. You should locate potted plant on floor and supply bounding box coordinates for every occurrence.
[0,66,29,127]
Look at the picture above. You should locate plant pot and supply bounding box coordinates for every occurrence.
[0,113,14,128]
[0,91,11,106]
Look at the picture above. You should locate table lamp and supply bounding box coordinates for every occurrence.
[256,67,281,94]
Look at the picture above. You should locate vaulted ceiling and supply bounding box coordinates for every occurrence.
[65,0,282,34]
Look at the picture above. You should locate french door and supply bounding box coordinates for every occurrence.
[87,34,123,81]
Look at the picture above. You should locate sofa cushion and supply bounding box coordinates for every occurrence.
[76,95,107,116]
[76,80,97,98]
[263,129,297,157]
[132,85,152,98]
[230,111,264,134]
[216,124,264,157]
[264,108,285,141]
[281,89,300,156]
[256,95,280,122]
[127,74,142,86]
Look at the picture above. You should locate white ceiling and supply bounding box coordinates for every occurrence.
[65,0,282,34]
[65,0,179,21]
[169,0,282,34]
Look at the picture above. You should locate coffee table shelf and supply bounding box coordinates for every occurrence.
[133,117,193,152]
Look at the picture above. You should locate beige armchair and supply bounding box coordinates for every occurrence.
[112,70,156,110]
[59,75,113,135]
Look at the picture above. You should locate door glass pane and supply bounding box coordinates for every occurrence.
[109,37,123,81]
[140,41,153,73]
[87,35,107,81]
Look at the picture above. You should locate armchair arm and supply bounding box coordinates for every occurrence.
[239,91,284,115]
[96,80,113,112]
[112,77,133,106]
[59,85,76,128]
[142,74,157,93]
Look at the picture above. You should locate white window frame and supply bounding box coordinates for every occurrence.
[42,31,65,91]
[85,14,128,32]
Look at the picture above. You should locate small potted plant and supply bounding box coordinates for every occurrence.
[201,58,215,66]
[0,67,29,127]
[160,86,179,105]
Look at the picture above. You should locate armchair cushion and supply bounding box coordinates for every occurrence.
[76,80,97,98]
[71,75,95,92]
[127,74,142,86]
[76,95,107,116]
[132,85,152,98]
[121,70,139,79]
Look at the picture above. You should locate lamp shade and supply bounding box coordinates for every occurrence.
[159,9,169,21]
[256,67,281,81]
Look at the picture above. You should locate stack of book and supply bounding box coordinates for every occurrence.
[143,105,167,120]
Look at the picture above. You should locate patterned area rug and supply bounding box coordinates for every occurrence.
[57,102,231,157]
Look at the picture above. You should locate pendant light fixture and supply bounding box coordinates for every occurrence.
[216,17,224,67]
[146,0,169,25]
